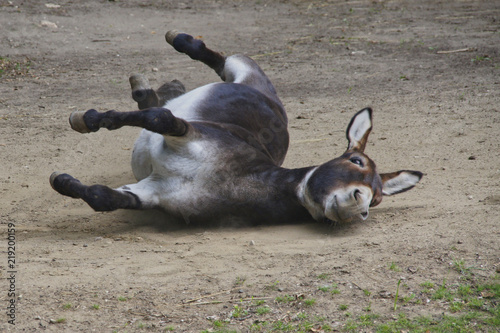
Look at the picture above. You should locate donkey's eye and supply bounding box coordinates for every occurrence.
[350,157,364,167]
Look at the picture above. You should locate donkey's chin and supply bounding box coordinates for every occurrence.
[325,209,369,224]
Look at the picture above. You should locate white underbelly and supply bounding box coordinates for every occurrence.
[164,82,220,121]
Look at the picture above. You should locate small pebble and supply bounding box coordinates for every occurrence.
[249,240,255,246]
[41,20,58,29]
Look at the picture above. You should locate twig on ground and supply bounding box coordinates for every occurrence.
[437,48,473,54]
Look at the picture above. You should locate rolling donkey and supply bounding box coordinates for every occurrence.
[50,30,423,225]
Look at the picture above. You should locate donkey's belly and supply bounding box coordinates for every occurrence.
[163,83,219,122]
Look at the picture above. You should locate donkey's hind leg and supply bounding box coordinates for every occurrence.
[166,30,226,78]
[130,74,186,109]
[166,30,278,101]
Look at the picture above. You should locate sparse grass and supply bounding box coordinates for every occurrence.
[92,304,100,310]
[339,304,348,311]
[0,56,32,78]
[331,287,341,295]
[453,258,468,274]
[253,299,266,306]
[256,306,270,315]
[275,294,295,303]
[202,319,237,333]
[388,261,401,272]
[472,55,491,62]
[432,279,454,301]
[317,285,329,292]
[402,293,416,305]
[468,297,484,309]
[450,301,465,313]
[303,298,316,306]
[264,280,280,291]
[200,267,499,333]
[55,318,66,323]
[318,282,340,295]
[231,304,248,318]
[117,296,128,302]
[394,279,402,311]
[420,281,434,288]
[234,276,246,286]
[296,312,308,320]
[62,303,72,310]
[458,284,472,297]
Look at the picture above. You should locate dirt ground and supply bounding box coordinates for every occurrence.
[1,0,499,332]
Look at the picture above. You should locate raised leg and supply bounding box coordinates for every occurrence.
[130,74,186,109]
[166,30,226,78]
[68,107,190,136]
[166,30,279,102]
[155,79,186,107]
[129,74,160,109]
[50,173,142,211]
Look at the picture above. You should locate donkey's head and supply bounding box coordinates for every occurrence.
[299,108,422,223]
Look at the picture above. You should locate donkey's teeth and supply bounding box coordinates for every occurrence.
[69,111,91,133]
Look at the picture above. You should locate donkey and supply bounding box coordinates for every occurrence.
[50,30,423,225]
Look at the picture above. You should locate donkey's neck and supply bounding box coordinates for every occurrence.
[255,165,318,222]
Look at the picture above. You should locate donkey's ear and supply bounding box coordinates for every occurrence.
[346,108,372,152]
[380,170,423,195]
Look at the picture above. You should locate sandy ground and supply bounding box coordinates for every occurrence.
[0,0,499,331]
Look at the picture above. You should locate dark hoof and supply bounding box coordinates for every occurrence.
[49,171,63,190]
[50,172,80,198]
[165,30,181,46]
[69,111,91,133]
[129,74,159,109]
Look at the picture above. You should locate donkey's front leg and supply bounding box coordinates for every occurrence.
[69,107,190,136]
